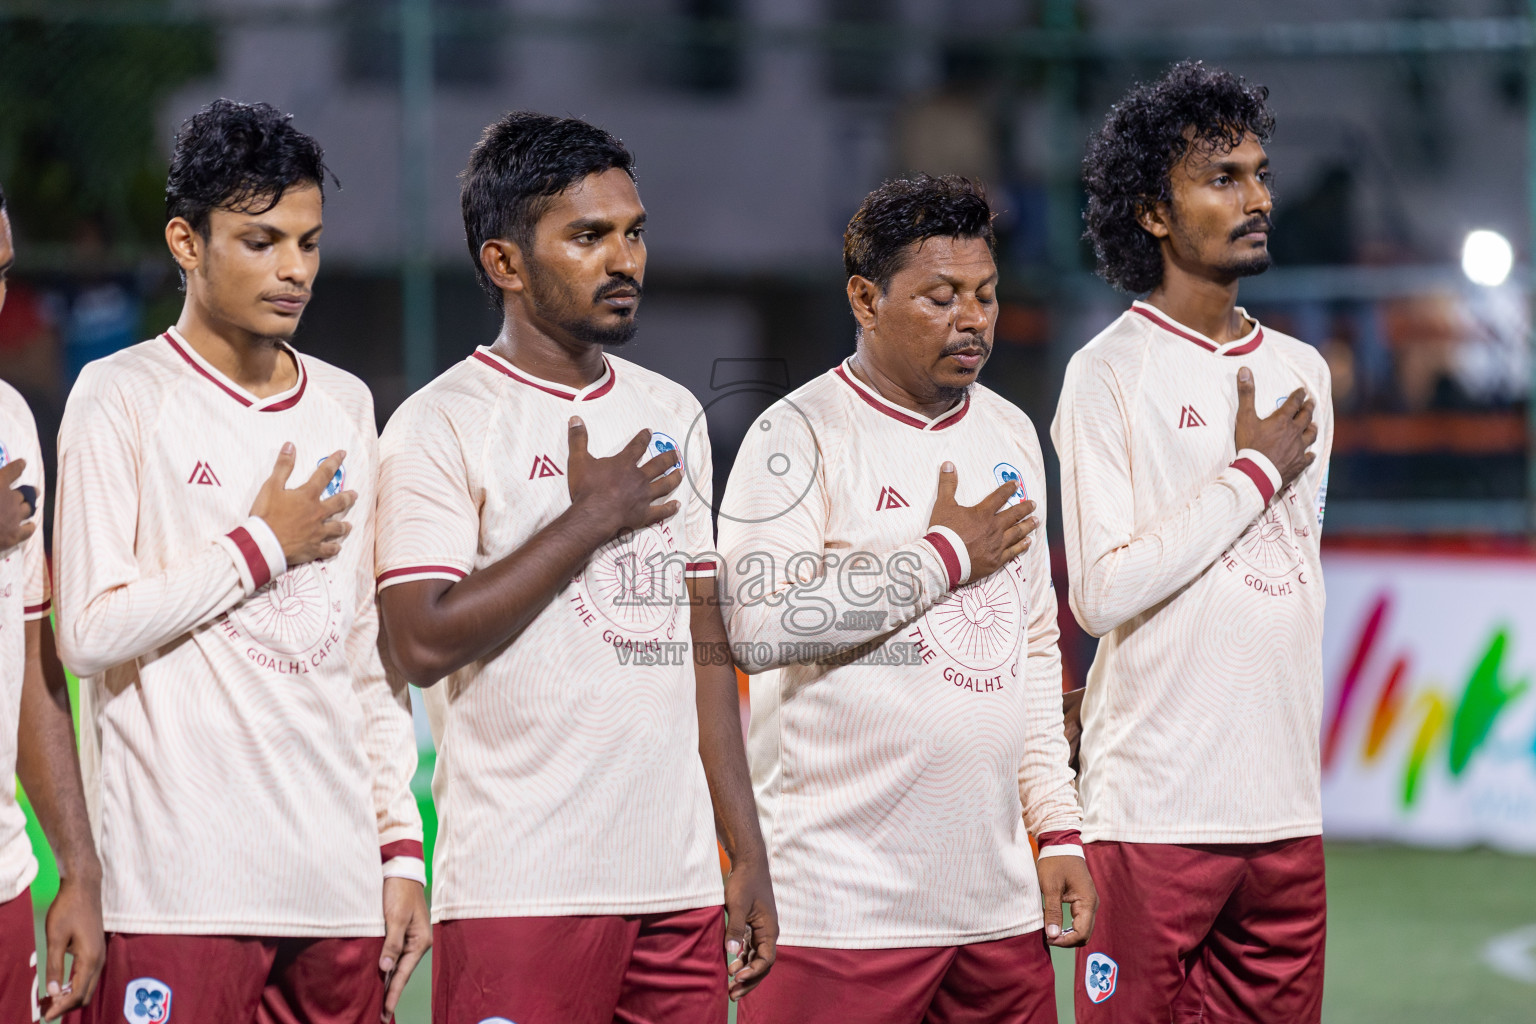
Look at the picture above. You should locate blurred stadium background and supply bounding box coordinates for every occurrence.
[7,0,1536,1020]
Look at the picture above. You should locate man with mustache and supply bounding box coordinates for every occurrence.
[1054,62,1332,1023]
[374,112,775,1023]
[719,175,1094,1024]
[52,99,428,1022]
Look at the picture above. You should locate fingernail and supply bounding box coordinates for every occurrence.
[1239,368,1251,381]
[282,442,295,454]
[726,939,742,957]
[47,981,60,995]
[380,956,395,972]
[1045,924,1061,938]
[570,416,584,427]
[942,461,955,472]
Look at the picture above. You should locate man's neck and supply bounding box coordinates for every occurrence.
[849,346,958,420]
[174,305,297,398]
[1143,264,1250,344]
[490,309,606,390]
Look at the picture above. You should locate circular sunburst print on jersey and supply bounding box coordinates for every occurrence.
[230,565,334,655]
[1232,506,1303,579]
[585,526,677,637]
[925,570,1023,673]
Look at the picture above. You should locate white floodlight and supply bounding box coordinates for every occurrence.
[1462,229,1514,287]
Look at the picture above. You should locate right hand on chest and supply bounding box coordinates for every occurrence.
[250,443,356,566]
[566,417,682,540]
[927,461,1038,581]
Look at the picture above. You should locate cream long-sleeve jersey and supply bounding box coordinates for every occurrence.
[0,381,50,903]
[1052,301,1333,844]
[53,330,422,936]
[719,360,1082,949]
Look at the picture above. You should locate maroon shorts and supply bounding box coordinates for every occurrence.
[432,905,726,1024]
[1075,836,1326,1024]
[82,931,387,1024]
[737,930,1058,1024]
[0,890,38,1023]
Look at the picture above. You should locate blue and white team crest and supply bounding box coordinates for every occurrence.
[649,431,682,474]
[123,978,172,1022]
[317,457,346,499]
[1084,952,1118,1004]
[992,462,1026,508]
[0,440,9,467]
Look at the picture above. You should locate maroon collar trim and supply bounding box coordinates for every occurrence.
[472,348,616,401]
[1131,301,1264,356]
[833,361,970,432]
[164,330,308,411]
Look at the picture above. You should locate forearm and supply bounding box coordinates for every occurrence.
[724,532,959,672]
[692,589,766,866]
[382,504,613,685]
[1066,456,1272,636]
[16,619,100,883]
[56,518,281,678]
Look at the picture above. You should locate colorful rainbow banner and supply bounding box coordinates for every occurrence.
[1320,549,1536,851]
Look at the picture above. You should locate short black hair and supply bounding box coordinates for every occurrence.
[843,174,996,290]
[461,111,635,309]
[165,98,332,236]
[1083,61,1275,294]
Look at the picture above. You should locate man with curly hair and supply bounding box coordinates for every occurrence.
[722,174,1094,1023]
[52,100,428,1022]
[1052,62,1333,1022]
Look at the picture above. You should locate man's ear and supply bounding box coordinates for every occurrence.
[1135,199,1172,240]
[480,238,527,299]
[165,217,202,276]
[846,274,881,335]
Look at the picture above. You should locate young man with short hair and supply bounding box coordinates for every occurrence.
[374,111,775,1024]
[0,183,105,1023]
[1055,61,1332,1023]
[53,100,427,1023]
[721,175,1094,1024]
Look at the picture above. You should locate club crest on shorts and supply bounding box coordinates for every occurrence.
[1084,952,1118,1004]
[649,431,682,474]
[992,462,1026,508]
[317,457,346,499]
[123,977,172,1022]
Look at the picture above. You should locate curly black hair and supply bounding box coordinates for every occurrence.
[461,111,635,310]
[165,99,333,236]
[1083,61,1275,294]
[844,174,995,289]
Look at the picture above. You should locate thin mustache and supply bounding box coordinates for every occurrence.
[594,276,643,301]
[1232,216,1273,240]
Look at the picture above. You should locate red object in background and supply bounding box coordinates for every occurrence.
[0,281,50,350]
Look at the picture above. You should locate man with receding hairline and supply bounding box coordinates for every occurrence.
[721,174,1094,1024]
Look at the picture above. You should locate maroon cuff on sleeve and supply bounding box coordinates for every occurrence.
[380,840,424,862]
[227,526,272,589]
[1036,829,1083,849]
[1230,457,1276,503]
[922,531,963,589]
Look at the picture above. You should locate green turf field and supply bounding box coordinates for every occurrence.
[27,840,1536,1022]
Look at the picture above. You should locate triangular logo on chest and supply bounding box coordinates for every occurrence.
[876,486,910,511]
[529,454,565,479]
